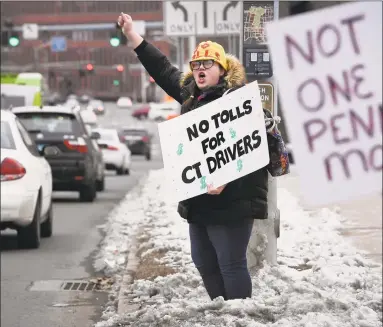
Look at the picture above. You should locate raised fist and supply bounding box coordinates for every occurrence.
[117,12,133,36]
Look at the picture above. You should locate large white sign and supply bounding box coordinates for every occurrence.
[22,24,38,40]
[164,1,241,36]
[266,2,382,207]
[158,81,270,202]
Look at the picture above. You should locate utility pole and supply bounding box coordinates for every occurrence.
[242,1,281,272]
[178,37,185,72]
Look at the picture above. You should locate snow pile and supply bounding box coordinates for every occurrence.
[93,175,150,275]
[95,169,382,327]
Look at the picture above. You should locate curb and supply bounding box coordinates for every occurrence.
[116,227,142,315]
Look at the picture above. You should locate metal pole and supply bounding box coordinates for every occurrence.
[140,66,146,103]
[188,35,196,58]
[246,0,280,273]
[178,37,185,71]
[33,47,39,70]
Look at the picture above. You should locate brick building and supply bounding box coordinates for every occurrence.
[1,1,342,103]
[1,1,175,100]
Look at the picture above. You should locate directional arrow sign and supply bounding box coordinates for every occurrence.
[22,24,39,40]
[164,1,241,36]
[214,1,241,35]
[164,1,199,36]
[172,1,188,22]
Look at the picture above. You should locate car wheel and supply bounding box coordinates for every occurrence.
[96,176,105,191]
[146,152,152,161]
[79,182,96,202]
[18,195,41,249]
[125,168,130,175]
[40,202,53,238]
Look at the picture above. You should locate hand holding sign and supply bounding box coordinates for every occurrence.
[207,183,226,195]
[158,81,269,202]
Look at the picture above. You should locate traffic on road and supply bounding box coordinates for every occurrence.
[1,95,166,327]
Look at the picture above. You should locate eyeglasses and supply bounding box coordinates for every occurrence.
[190,59,215,70]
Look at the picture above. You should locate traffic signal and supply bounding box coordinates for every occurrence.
[1,30,20,47]
[116,64,124,72]
[8,32,20,47]
[79,64,94,77]
[110,36,120,47]
[86,63,94,74]
[110,22,127,47]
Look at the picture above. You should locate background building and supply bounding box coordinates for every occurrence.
[1,1,342,105]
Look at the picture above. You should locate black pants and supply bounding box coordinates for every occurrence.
[189,219,254,300]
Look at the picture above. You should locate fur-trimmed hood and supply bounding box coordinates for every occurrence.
[179,54,246,91]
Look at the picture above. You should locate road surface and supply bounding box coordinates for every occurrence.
[1,103,164,327]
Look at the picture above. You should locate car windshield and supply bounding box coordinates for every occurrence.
[0,121,16,149]
[16,112,79,134]
[97,130,118,142]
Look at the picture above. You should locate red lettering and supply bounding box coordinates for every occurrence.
[350,107,375,139]
[330,113,351,145]
[327,71,351,106]
[324,149,369,181]
[303,119,327,152]
[286,14,365,71]
[370,145,383,170]
[317,24,341,58]
[324,144,382,181]
[285,32,315,70]
[298,63,373,111]
[341,14,365,55]
[297,78,325,112]
[351,64,374,100]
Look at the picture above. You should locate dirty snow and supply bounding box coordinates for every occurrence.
[95,169,382,327]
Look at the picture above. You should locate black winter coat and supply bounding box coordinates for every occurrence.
[134,40,268,225]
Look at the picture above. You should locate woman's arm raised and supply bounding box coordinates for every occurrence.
[118,13,183,104]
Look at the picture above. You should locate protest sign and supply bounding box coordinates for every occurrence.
[266,1,382,207]
[158,81,269,202]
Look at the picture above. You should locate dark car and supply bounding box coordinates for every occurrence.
[131,105,150,120]
[87,99,105,115]
[119,127,152,160]
[12,106,105,202]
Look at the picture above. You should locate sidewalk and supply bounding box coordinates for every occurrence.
[95,169,382,327]
[278,166,382,265]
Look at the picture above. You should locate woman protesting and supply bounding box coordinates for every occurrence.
[118,12,289,301]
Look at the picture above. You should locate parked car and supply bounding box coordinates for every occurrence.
[87,99,105,115]
[148,102,180,122]
[132,104,150,120]
[1,110,53,249]
[93,128,131,175]
[64,98,80,109]
[117,97,133,108]
[12,105,104,202]
[119,127,152,160]
[79,94,92,104]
